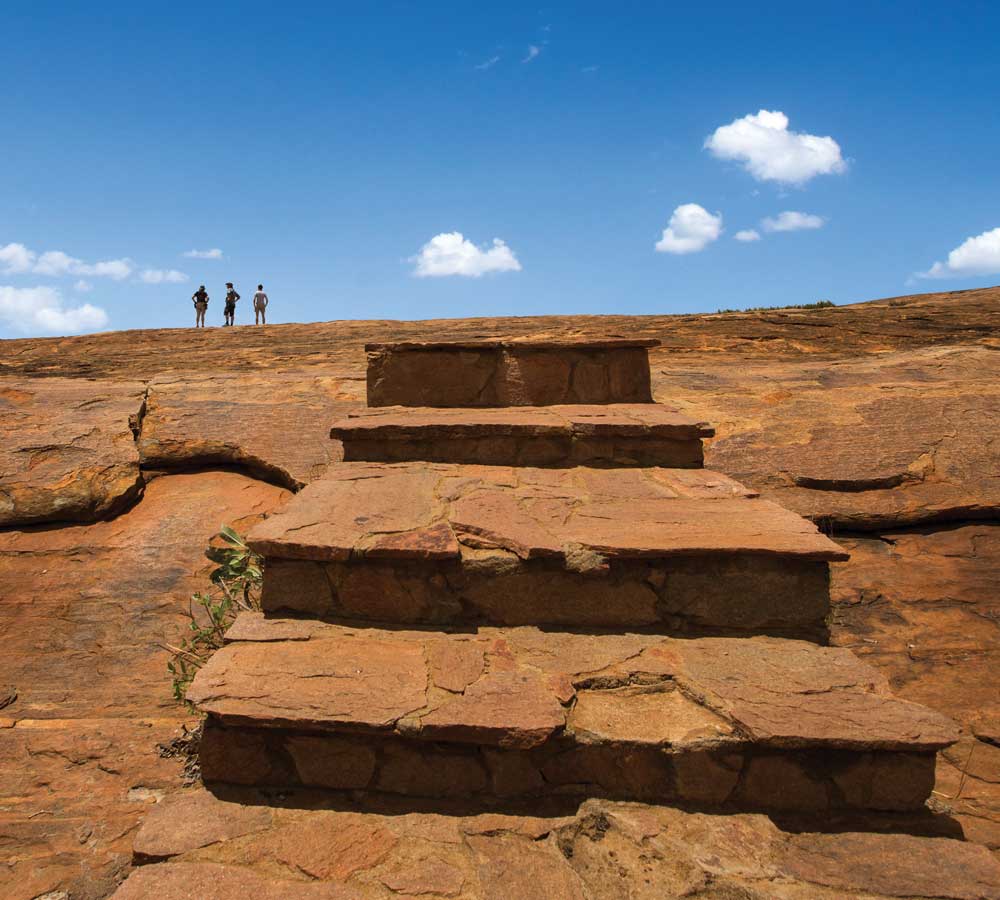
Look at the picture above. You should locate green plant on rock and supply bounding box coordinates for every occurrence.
[164,525,263,705]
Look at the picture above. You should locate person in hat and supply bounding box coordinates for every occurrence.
[252,284,269,325]
[192,285,209,327]
[223,282,240,326]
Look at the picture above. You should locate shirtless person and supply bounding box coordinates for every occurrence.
[252,284,269,324]
[223,283,240,326]
[192,285,209,327]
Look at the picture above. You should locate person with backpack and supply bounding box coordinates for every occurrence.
[252,284,269,325]
[192,285,209,327]
[223,282,240,326]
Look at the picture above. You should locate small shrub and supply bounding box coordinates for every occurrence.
[163,526,263,705]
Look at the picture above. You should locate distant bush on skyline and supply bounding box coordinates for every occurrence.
[716,299,836,314]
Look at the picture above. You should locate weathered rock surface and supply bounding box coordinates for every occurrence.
[138,371,358,488]
[332,403,712,467]
[0,471,290,899]
[0,377,146,525]
[248,462,840,636]
[188,615,956,810]
[113,788,1000,900]
[247,462,841,563]
[0,285,998,895]
[366,339,658,407]
[695,344,1000,530]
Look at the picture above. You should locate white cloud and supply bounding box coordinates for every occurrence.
[522,45,541,63]
[475,56,501,70]
[410,232,522,278]
[0,242,35,274]
[140,268,188,284]
[183,248,224,259]
[0,285,109,335]
[705,109,847,185]
[917,226,1000,279]
[761,211,825,233]
[734,229,761,242]
[655,204,723,255]
[73,280,93,292]
[32,250,133,280]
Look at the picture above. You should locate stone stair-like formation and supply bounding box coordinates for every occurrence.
[187,338,960,813]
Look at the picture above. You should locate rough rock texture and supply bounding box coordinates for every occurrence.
[0,472,290,899]
[694,344,1000,530]
[113,788,1000,900]
[0,377,146,525]
[1,285,998,895]
[366,340,658,407]
[248,462,840,636]
[138,371,356,488]
[332,403,712,467]
[187,615,956,810]
[247,462,841,563]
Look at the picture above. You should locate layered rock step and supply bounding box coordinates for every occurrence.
[366,339,659,407]
[331,403,713,468]
[246,462,845,638]
[188,613,958,812]
[113,789,1000,900]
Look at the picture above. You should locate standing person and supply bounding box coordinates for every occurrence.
[223,282,240,326]
[252,283,269,325]
[192,285,209,327]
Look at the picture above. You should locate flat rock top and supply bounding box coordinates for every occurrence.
[188,613,958,752]
[116,790,1000,900]
[366,338,661,351]
[331,403,714,439]
[246,461,847,563]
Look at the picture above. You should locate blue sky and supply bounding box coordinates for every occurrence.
[2,1,999,336]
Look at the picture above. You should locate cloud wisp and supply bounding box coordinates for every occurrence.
[705,110,846,185]
[522,45,541,63]
[140,269,189,284]
[410,232,522,278]
[655,204,723,255]
[0,285,109,335]
[0,243,133,280]
[475,56,501,70]
[183,248,224,259]
[761,211,825,233]
[734,229,761,242]
[917,226,1000,279]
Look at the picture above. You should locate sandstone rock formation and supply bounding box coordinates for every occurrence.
[0,284,997,898]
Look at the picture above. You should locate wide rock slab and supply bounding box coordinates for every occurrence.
[248,463,843,635]
[247,462,844,563]
[116,790,1000,900]
[366,339,658,407]
[331,403,712,467]
[189,616,957,810]
[0,377,145,525]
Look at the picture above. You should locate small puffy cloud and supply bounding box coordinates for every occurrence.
[475,56,501,70]
[0,242,35,274]
[0,285,108,335]
[705,110,846,185]
[522,45,541,63]
[183,248,224,259]
[655,204,723,255]
[140,268,188,284]
[918,226,1000,279]
[411,232,522,278]
[761,211,825,233]
[73,280,93,292]
[734,229,761,242]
